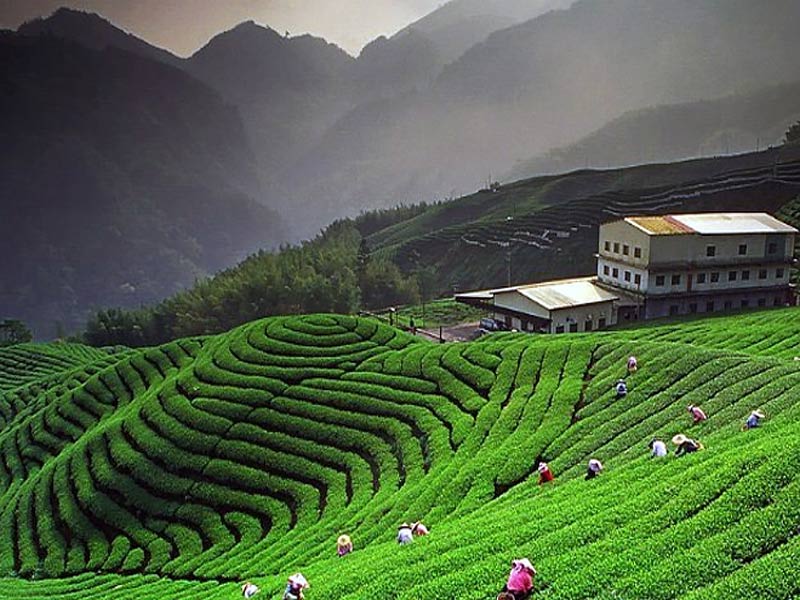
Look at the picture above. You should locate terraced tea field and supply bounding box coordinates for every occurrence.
[1,312,800,599]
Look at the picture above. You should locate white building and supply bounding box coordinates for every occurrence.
[598,213,797,320]
[455,276,618,333]
[455,212,797,333]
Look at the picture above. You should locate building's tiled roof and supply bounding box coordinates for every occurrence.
[624,212,797,236]
[626,216,693,235]
[456,277,618,312]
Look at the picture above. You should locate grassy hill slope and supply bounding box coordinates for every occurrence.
[1,310,800,598]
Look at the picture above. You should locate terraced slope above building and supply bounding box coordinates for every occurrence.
[0,312,800,598]
[370,145,800,294]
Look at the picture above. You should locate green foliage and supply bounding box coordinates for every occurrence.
[0,320,32,347]
[84,221,423,346]
[2,310,800,598]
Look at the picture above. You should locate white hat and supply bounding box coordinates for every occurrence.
[752,410,765,418]
[512,558,537,575]
[537,462,549,472]
[288,573,309,588]
[588,458,603,470]
[672,434,687,446]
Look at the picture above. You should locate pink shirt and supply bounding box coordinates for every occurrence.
[691,407,707,421]
[507,566,534,592]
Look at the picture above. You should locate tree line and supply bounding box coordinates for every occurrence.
[84,219,427,347]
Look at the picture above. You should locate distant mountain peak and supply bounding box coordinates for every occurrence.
[17,5,181,66]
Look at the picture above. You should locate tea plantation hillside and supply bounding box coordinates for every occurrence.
[1,312,800,599]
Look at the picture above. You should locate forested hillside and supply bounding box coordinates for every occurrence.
[3,309,800,597]
[0,33,284,338]
[84,144,800,346]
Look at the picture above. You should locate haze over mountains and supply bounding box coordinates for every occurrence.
[5,0,800,337]
[509,80,800,180]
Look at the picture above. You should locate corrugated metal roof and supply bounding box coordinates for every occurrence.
[457,277,618,312]
[624,212,797,236]
[514,277,618,310]
[670,213,797,235]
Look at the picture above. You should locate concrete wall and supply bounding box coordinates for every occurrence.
[492,291,550,320]
[649,232,794,266]
[644,288,793,319]
[597,258,649,293]
[550,301,616,333]
[598,220,652,265]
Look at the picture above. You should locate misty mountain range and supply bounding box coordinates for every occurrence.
[4,0,800,336]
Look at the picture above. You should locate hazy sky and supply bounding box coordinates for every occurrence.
[0,0,444,56]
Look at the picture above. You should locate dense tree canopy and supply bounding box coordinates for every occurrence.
[84,220,422,346]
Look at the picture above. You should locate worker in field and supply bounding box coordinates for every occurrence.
[615,379,628,398]
[241,582,259,598]
[337,534,353,557]
[537,461,555,484]
[672,434,703,456]
[497,558,537,600]
[585,458,604,480]
[397,523,414,545]
[283,573,309,600]
[627,355,638,373]
[687,404,708,424]
[411,521,429,536]
[649,438,667,458]
[742,409,766,430]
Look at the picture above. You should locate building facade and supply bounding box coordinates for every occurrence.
[597,213,797,319]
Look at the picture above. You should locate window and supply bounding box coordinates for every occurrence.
[741,270,750,281]
[706,301,715,312]
[671,274,681,285]
[612,267,619,278]
[689,303,698,314]
[724,300,733,310]
[598,318,607,328]
[758,269,767,280]
[669,305,680,316]
[584,320,593,332]
[604,241,610,251]
[768,242,778,255]
[758,298,766,307]
[738,244,747,255]
[634,247,642,258]
[776,268,785,279]
[655,275,665,286]
[555,325,565,334]
[634,274,641,286]
[624,271,631,282]
[613,242,620,253]
[569,323,578,333]
[603,265,610,276]
[623,244,630,256]
[711,272,720,283]
[706,245,716,257]
[741,299,749,308]
[728,271,737,281]
[697,273,707,284]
